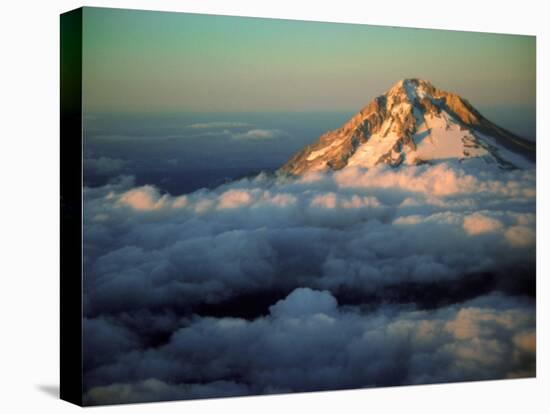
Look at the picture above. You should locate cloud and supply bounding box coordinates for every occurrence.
[117,186,168,211]
[83,317,141,372]
[333,163,535,198]
[84,157,127,175]
[269,287,338,317]
[82,165,535,316]
[505,225,536,247]
[84,378,250,405]
[233,129,287,140]
[463,213,504,235]
[186,121,252,129]
[82,163,536,404]
[218,189,253,209]
[117,185,188,211]
[83,289,535,405]
[184,122,288,140]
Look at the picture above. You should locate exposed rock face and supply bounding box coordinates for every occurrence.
[280,79,535,175]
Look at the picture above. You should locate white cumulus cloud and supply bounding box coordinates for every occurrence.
[82,162,536,404]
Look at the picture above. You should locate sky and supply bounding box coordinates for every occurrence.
[82,7,536,113]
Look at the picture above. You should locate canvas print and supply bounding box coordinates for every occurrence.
[65,6,536,405]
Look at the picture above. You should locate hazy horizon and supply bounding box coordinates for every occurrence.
[84,102,535,195]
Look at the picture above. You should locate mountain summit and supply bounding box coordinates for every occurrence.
[280,79,535,174]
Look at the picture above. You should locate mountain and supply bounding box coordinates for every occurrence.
[280,79,535,174]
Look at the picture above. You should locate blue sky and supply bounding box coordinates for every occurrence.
[82,7,536,112]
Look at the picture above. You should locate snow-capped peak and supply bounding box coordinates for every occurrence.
[280,79,534,175]
[388,78,431,99]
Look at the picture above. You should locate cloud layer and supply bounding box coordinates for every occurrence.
[84,289,535,405]
[82,162,536,404]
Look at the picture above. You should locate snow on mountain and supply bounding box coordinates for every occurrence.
[280,79,535,175]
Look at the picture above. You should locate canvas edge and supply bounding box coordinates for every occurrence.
[60,7,84,407]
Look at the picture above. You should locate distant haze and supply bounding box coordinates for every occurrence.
[82,7,536,113]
